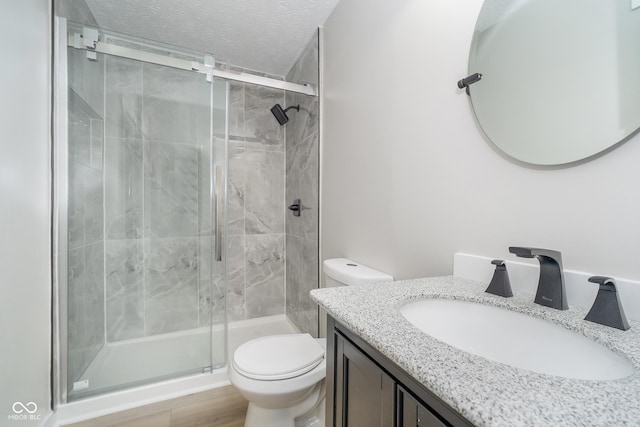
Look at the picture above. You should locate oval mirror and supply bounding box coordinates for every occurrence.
[467,0,640,165]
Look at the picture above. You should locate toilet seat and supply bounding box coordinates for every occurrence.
[233,334,325,381]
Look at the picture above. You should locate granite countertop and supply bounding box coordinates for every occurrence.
[310,276,640,426]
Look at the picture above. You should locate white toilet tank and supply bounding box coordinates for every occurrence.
[323,258,393,287]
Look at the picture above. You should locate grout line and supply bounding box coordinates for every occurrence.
[141,60,147,338]
[101,52,108,347]
[242,82,247,321]
[282,88,288,317]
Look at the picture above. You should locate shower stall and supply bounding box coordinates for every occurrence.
[57,21,230,401]
[54,16,320,408]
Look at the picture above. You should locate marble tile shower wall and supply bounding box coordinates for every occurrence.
[103,51,216,342]
[67,47,106,382]
[68,40,300,352]
[285,32,320,337]
[104,51,288,340]
[225,78,287,322]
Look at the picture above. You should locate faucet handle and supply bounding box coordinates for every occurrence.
[485,259,513,298]
[585,276,630,331]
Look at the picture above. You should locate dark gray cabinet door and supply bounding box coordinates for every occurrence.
[334,332,394,427]
[398,386,447,427]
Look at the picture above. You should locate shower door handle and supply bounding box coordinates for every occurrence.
[214,165,223,262]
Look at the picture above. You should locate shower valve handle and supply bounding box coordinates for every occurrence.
[288,199,301,217]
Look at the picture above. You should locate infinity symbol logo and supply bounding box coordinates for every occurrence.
[12,402,37,414]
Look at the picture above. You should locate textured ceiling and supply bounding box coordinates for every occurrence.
[84,0,339,77]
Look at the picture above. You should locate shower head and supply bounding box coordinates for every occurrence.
[270,104,300,126]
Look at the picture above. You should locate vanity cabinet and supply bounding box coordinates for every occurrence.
[334,328,394,426]
[326,316,473,427]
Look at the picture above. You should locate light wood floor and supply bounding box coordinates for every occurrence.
[65,385,247,427]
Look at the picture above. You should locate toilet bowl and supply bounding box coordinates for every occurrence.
[229,334,326,427]
[229,258,393,427]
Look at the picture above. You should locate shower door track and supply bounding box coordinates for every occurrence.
[67,34,317,96]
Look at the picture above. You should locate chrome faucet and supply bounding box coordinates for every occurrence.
[509,247,568,310]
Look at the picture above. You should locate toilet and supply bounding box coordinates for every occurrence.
[228,258,393,427]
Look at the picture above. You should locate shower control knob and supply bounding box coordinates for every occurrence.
[288,199,301,217]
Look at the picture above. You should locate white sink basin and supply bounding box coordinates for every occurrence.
[400,299,635,380]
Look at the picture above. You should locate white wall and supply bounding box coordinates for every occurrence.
[321,0,640,282]
[0,0,52,425]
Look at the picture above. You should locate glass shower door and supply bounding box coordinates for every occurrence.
[62,23,227,401]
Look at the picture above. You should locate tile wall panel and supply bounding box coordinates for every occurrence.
[245,234,286,318]
[66,47,107,381]
[71,51,292,351]
[216,80,288,322]
[284,32,320,336]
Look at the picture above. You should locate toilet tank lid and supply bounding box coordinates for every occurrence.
[323,258,393,286]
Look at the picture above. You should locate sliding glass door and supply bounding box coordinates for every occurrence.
[58,20,228,401]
